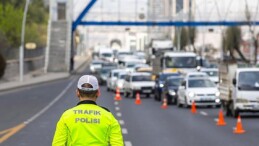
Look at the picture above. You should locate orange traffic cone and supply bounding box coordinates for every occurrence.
[191,101,197,114]
[233,115,245,134]
[135,92,142,105]
[216,109,226,126]
[114,88,122,101]
[161,98,168,109]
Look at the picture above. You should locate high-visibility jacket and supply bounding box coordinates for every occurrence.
[52,100,124,146]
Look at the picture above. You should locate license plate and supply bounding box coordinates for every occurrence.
[143,90,151,93]
[201,97,211,101]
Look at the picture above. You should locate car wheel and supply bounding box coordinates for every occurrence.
[107,87,110,92]
[124,90,129,98]
[184,96,190,108]
[146,94,150,98]
[177,97,182,107]
[230,102,239,118]
[131,91,136,98]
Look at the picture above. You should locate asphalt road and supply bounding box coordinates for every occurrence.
[1,64,259,146]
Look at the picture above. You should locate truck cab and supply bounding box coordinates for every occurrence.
[219,62,259,117]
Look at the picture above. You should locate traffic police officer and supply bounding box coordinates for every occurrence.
[52,75,124,146]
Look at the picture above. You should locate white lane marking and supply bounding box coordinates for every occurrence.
[114,101,119,105]
[116,112,122,117]
[214,118,219,122]
[200,111,208,116]
[115,107,120,111]
[119,120,125,125]
[122,128,128,134]
[24,78,77,124]
[125,141,132,146]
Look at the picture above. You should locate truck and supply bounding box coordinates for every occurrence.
[219,61,259,117]
[145,39,174,64]
[152,51,198,76]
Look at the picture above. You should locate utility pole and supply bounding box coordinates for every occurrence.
[19,0,30,82]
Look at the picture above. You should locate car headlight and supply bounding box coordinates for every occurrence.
[117,82,123,88]
[169,90,176,96]
[215,91,220,97]
[188,92,195,98]
[236,98,249,103]
[215,98,221,103]
[159,83,164,88]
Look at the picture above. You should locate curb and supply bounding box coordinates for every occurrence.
[0,55,91,92]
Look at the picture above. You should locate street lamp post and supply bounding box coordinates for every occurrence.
[19,0,30,82]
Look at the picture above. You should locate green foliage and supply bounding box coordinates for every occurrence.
[0,3,23,47]
[0,53,6,78]
[0,0,48,49]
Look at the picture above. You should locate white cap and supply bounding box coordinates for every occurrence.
[77,75,99,91]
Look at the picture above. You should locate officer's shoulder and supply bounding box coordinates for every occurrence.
[99,106,110,112]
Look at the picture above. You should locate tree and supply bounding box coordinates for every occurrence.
[174,27,188,50]
[245,0,259,65]
[223,26,249,63]
[188,27,197,53]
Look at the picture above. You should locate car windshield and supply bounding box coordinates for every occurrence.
[203,71,218,77]
[119,74,126,79]
[165,57,197,68]
[159,73,180,81]
[132,75,152,82]
[238,71,259,91]
[101,68,113,74]
[118,52,133,55]
[101,53,112,57]
[113,72,119,77]
[92,62,102,65]
[188,79,216,88]
[126,63,136,68]
[189,74,207,78]
[167,78,183,86]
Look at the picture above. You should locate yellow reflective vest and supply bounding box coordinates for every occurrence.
[52,100,124,146]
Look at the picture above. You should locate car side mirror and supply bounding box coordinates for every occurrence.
[232,78,236,86]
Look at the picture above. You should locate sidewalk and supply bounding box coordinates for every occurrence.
[0,55,91,92]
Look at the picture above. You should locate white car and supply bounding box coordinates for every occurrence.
[201,68,219,84]
[135,52,147,64]
[177,77,221,107]
[184,72,209,80]
[89,60,103,73]
[115,72,128,93]
[123,72,155,98]
[106,69,125,91]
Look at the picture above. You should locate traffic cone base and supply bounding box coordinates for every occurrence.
[217,110,226,126]
[135,92,141,105]
[191,101,197,114]
[161,98,168,109]
[233,116,245,134]
[114,88,122,101]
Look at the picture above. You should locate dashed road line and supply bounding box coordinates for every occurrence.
[114,101,119,105]
[125,141,133,146]
[119,120,125,125]
[214,118,218,122]
[200,111,208,116]
[116,112,122,117]
[122,128,128,134]
[115,107,120,111]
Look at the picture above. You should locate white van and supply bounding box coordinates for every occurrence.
[99,49,114,62]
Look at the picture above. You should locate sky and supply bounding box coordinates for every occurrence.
[73,0,148,21]
[73,0,259,22]
[194,0,259,21]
